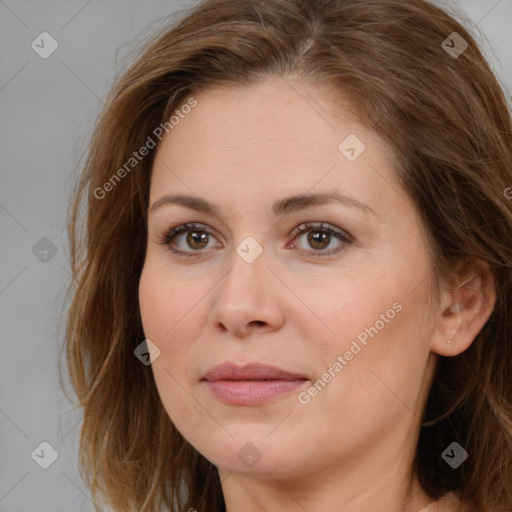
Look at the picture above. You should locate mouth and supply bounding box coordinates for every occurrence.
[202,362,309,406]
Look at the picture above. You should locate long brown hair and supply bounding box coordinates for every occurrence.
[61,0,512,510]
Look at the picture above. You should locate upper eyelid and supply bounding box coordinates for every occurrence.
[165,220,348,234]
[162,221,353,247]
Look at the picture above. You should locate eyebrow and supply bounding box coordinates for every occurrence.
[149,191,378,218]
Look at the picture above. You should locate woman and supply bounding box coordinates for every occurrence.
[62,0,512,510]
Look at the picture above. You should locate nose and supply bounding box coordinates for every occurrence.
[207,242,286,338]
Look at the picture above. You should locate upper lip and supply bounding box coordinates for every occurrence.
[203,362,307,381]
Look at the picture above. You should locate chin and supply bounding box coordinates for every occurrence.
[195,433,316,477]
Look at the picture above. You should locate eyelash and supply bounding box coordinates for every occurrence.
[156,222,353,258]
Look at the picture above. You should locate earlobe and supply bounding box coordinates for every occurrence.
[431,261,496,357]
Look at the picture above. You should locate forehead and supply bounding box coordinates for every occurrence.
[149,78,398,216]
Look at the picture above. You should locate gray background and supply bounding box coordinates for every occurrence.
[0,1,511,511]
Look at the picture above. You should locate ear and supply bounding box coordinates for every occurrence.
[431,259,496,357]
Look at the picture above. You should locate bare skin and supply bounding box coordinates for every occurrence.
[138,76,495,512]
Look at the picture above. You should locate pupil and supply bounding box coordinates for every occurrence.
[188,231,208,249]
[309,231,329,249]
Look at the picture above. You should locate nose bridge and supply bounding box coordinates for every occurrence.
[221,235,269,299]
[208,235,284,334]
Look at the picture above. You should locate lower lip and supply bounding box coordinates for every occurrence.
[204,379,307,405]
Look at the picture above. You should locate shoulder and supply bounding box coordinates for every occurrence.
[421,493,511,512]
[418,493,467,512]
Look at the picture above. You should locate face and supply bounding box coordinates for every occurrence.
[138,76,439,487]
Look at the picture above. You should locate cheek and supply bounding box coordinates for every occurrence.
[139,265,207,437]
[314,266,431,397]
[300,312,426,449]
[138,259,214,384]
[138,259,202,340]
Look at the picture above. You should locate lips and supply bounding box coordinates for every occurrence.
[203,362,307,381]
[202,362,309,406]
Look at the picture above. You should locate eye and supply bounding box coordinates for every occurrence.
[156,221,353,258]
[287,222,353,257]
[156,223,221,256]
